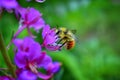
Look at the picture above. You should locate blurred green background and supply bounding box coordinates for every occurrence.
[0,0,120,80]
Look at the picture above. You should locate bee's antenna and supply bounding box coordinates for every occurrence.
[56,25,59,28]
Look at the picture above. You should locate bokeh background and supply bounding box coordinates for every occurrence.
[0,0,120,80]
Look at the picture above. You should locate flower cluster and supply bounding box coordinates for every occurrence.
[13,7,45,38]
[14,37,61,80]
[0,0,62,80]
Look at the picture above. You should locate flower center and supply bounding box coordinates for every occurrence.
[20,45,29,52]
[29,63,38,74]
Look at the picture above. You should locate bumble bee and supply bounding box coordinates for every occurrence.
[55,27,76,50]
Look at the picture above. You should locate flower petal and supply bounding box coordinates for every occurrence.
[27,8,42,22]
[46,45,60,51]
[42,24,57,48]
[22,37,34,49]
[18,7,45,32]
[47,62,61,73]
[0,76,15,80]
[13,38,23,49]
[28,42,41,60]
[44,62,61,76]
[31,18,45,32]
[37,52,52,68]
[14,51,27,68]
[37,72,52,80]
[1,0,18,9]
[17,70,37,80]
[42,24,50,38]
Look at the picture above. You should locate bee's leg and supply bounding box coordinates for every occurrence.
[57,38,64,44]
[59,40,67,49]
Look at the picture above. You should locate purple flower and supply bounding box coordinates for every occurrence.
[19,7,45,31]
[17,68,54,80]
[13,37,61,79]
[17,69,37,80]
[15,51,53,79]
[13,7,45,39]
[42,25,60,51]
[0,0,18,13]
[13,37,59,79]
[13,37,41,60]
[46,62,61,75]
[16,62,61,80]
[0,76,15,80]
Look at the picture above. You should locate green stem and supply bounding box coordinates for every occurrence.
[0,33,16,78]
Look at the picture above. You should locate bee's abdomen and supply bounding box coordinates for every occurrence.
[66,41,75,50]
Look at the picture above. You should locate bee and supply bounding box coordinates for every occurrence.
[55,27,76,50]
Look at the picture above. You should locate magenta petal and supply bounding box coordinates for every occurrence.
[29,42,41,60]
[31,18,45,32]
[18,7,45,32]
[37,52,52,68]
[42,24,58,49]
[42,24,50,38]
[22,37,34,48]
[18,70,37,80]
[0,76,15,80]
[14,37,41,55]
[13,39,23,49]
[46,45,60,51]
[37,72,52,79]
[45,35,56,45]
[17,7,26,19]
[14,51,27,68]
[46,62,61,75]
[14,37,34,52]
[49,62,61,73]
[14,37,42,68]
[27,8,41,22]
[34,51,46,65]
[1,0,18,9]
[23,37,41,60]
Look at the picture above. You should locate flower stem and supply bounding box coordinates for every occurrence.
[0,33,16,78]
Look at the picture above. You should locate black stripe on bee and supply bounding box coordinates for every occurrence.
[56,29,61,35]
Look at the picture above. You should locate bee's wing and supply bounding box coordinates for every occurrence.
[74,35,81,46]
[71,30,77,34]
[74,34,89,54]
[71,29,80,44]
